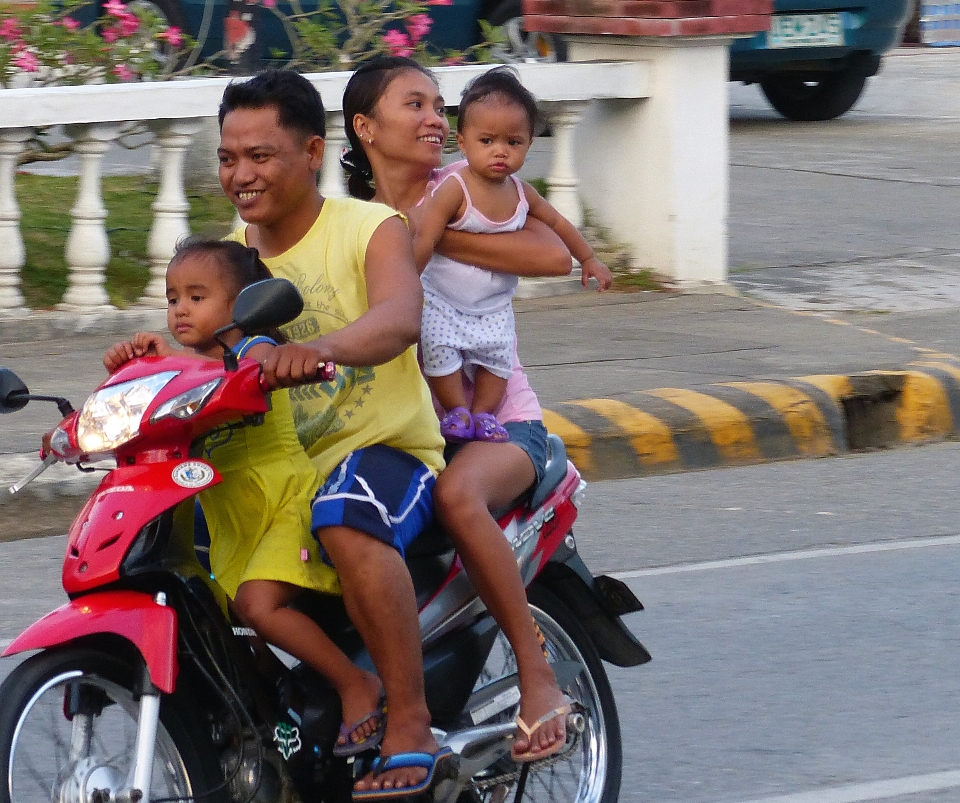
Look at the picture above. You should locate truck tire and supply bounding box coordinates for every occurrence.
[759,69,868,121]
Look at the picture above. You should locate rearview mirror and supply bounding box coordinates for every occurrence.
[233,278,304,335]
[0,369,29,413]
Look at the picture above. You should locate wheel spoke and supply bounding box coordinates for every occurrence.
[2,661,196,803]
[467,593,620,803]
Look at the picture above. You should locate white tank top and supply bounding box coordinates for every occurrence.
[420,170,529,315]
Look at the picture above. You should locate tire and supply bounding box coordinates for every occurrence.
[487,0,568,63]
[0,647,226,803]
[759,69,868,121]
[466,584,623,803]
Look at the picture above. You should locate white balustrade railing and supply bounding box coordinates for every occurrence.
[0,61,655,315]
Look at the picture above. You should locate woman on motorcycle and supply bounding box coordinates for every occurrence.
[341,57,607,771]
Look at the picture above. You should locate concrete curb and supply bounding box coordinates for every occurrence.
[540,362,960,482]
[5,361,960,539]
[0,309,168,344]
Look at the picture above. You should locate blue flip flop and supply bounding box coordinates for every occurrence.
[352,746,456,801]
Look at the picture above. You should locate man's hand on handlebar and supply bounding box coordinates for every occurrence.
[261,342,336,389]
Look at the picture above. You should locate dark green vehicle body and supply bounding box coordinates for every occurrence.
[729,0,913,118]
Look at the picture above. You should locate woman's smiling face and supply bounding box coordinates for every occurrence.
[360,69,449,170]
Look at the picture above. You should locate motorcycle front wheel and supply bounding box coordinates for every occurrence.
[468,583,623,803]
[0,646,225,803]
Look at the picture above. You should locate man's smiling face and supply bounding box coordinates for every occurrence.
[218,104,324,229]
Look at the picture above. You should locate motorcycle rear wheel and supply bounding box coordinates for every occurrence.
[0,646,225,803]
[468,584,623,803]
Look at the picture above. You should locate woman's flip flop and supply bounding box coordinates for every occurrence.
[511,703,572,763]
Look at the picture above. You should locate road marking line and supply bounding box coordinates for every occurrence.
[611,534,960,578]
[0,638,12,649]
[722,768,960,803]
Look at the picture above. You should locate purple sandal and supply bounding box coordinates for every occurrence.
[440,407,475,442]
[472,412,509,443]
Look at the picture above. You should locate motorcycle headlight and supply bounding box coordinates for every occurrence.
[77,371,180,453]
[150,378,222,424]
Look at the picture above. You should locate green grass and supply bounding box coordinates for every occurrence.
[18,174,237,310]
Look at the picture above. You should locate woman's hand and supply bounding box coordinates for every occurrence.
[581,256,614,292]
[103,332,173,373]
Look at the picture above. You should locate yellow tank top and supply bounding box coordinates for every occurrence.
[228,198,445,481]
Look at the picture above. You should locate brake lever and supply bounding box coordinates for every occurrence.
[9,452,57,495]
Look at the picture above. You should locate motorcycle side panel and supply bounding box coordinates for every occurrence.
[63,461,221,595]
[1,589,179,692]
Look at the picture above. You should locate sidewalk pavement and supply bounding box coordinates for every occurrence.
[4,285,960,541]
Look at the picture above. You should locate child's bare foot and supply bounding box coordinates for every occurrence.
[334,670,386,754]
[511,681,570,761]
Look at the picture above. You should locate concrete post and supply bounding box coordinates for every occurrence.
[570,36,731,287]
[524,0,771,288]
[320,111,347,200]
[143,118,204,307]
[0,128,31,315]
[60,123,120,311]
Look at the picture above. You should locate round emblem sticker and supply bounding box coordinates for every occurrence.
[172,461,214,489]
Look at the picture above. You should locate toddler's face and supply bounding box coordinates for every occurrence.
[165,254,237,357]
[457,98,532,182]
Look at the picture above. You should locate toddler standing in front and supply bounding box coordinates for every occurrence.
[412,66,612,443]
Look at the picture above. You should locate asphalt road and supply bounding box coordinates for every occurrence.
[728,48,960,312]
[5,443,960,803]
[592,442,960,803]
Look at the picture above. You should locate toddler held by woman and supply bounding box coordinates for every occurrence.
[412,66,612,444]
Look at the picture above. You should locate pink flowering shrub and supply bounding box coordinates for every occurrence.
[0,0,497,87]
[0,0,193,87]
[281,0,496,70]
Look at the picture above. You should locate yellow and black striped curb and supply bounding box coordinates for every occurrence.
[541,362,960,482]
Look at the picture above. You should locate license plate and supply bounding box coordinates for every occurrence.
[767,13,845,48]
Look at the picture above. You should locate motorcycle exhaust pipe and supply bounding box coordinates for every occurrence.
[440,721,517,776]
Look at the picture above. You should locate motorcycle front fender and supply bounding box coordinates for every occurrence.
[539,552,651,668]
[63,460,221,595]
[1,590,178,693]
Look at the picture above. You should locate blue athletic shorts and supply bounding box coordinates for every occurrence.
[311,445,437,559]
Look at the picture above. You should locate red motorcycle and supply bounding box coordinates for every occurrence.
[0,278,649,803]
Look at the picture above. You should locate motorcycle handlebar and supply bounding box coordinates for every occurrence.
[258,361,337,392]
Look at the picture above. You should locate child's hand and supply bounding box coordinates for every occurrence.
[103,333,173,372]
[132,332,175,358]
[581,256,613,292]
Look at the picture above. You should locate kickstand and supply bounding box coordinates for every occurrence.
[512,764,530,803]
